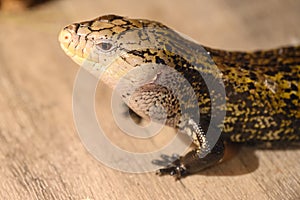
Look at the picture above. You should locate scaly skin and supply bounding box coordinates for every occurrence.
[59,15,300,179]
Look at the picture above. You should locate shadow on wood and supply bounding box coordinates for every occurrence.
[196,141,300,177]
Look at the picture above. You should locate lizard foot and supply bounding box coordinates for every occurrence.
[152,154,187,180]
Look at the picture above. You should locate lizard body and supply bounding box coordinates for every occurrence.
[59,15,300,178]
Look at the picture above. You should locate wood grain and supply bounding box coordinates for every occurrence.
[0,0,299,199]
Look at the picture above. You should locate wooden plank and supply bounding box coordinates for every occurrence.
[0,0,299,199]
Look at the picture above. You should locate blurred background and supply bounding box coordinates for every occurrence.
[0,0,299,199]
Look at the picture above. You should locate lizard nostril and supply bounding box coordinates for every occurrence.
[59,30,72,44]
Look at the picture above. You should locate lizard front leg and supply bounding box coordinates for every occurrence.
[155,119,225,179]
[124,83,224,179]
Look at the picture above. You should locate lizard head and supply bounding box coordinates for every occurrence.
[58,14,172,87]
[58,15,224,131]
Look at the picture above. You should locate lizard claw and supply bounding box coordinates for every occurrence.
[152,154,187,180]
[155,163,187,180]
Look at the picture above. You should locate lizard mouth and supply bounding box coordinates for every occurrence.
[59,28,100,68]
[59,41,85,66]
[59,28,84,66]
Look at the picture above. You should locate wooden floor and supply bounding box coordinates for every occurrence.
[0,0,300,199]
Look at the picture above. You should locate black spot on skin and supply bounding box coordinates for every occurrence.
[145,49,157,56]
[282,74,293,81]
[279,66,292,73]
[167,113,177,119]
[155,56,166,65]
[130,50,145,58]
[265,70,276,76]
[241,65,250,70]
[291,83,298,91]
[73,23,80,33]
[249,72,257,80]
[283,98,291,105]
[248,82,255,90]
[284,88,292,93]
[290,93,298,101]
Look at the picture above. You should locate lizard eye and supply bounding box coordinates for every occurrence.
[96,41,115,52]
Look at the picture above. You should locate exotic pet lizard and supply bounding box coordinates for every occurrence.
[59,15,300,179]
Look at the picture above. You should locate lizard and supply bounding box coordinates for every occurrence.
[58,14,300,179]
